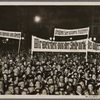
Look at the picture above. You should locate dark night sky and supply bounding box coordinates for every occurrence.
[0,6,99,48]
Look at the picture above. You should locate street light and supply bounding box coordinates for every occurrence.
[34,16,41,23]
[49,37,52,41]
[6,38,9,41]
[53,37,55,41]
[93,37,96,41]
[90,37,92,41]
[21,37,25,40]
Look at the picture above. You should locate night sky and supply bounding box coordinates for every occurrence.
[0,6,99,48]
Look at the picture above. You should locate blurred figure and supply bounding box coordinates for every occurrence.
[8,84,14,94]
[0,80,4,94]
[14,86,20,94]
[41,88,48,95]
[96,85,100,95]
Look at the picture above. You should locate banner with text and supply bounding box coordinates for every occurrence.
[32,36,87,52]
[0,30,21,39]
[88,39,100,53]
[54,27,89,36]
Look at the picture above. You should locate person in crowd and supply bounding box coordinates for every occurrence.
[8,84,14,95]
[21,90,27,95]
[83,89,89,96]
[5,90,12,95]
[14,85,20,94]
[0,80,4,94]
[87,83,95,95]
[34,80,41,93]
[96,85,100,95]
[41,88,48,95]
[75,84,83,95]
[78,80,86,91]
[48,84,55,95]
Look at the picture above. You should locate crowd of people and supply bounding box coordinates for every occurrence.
[0,50,100,95]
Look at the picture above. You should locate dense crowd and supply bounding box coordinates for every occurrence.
[0,50,100,95]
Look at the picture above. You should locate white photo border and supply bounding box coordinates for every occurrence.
[0,1,100,99]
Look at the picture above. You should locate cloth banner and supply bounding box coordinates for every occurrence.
[0,30,21,39]
[88,39,100,53]
[32,36,87,52]
[54,27,89,36]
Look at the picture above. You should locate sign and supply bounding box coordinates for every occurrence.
[32,36,87,52]
[88,39,100,52]
[54,27,89,36]
[0,30,21,39]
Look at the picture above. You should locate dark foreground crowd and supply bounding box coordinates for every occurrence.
[0,50,100,95]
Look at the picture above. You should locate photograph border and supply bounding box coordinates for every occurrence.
[0,1,100,99]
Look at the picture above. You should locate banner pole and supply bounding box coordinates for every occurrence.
[31,36,33,59]
[86,47,88,62]
[18,38,21,54]
[86,28,89,62]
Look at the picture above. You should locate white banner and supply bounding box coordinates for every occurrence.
[0,30,21,39]
[88,39,100,53]
[31,36,87,52]
[54,27,89,36]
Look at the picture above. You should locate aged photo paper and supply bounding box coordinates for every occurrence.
[0,1,100,99]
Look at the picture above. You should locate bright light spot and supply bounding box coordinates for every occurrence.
[34,16,41,23]
[53,37,55,41]
[66,54,68,57]
[93,37,96,41]
[6,38,9,41]
[49,37,52,41]
[90,37,92,41]
[21,37,25,40]
[70,37,72,40]
[50,37,52,41]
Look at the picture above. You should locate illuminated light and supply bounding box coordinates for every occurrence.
[70,37,72,40]
[66,54,68,57]
[34,16,41,23]
[93,37,96,41]
[53,37,55,41]
[49,37,52,41]
[90,37,92,41]
[21,37,25,40]
[6,38,9,41]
